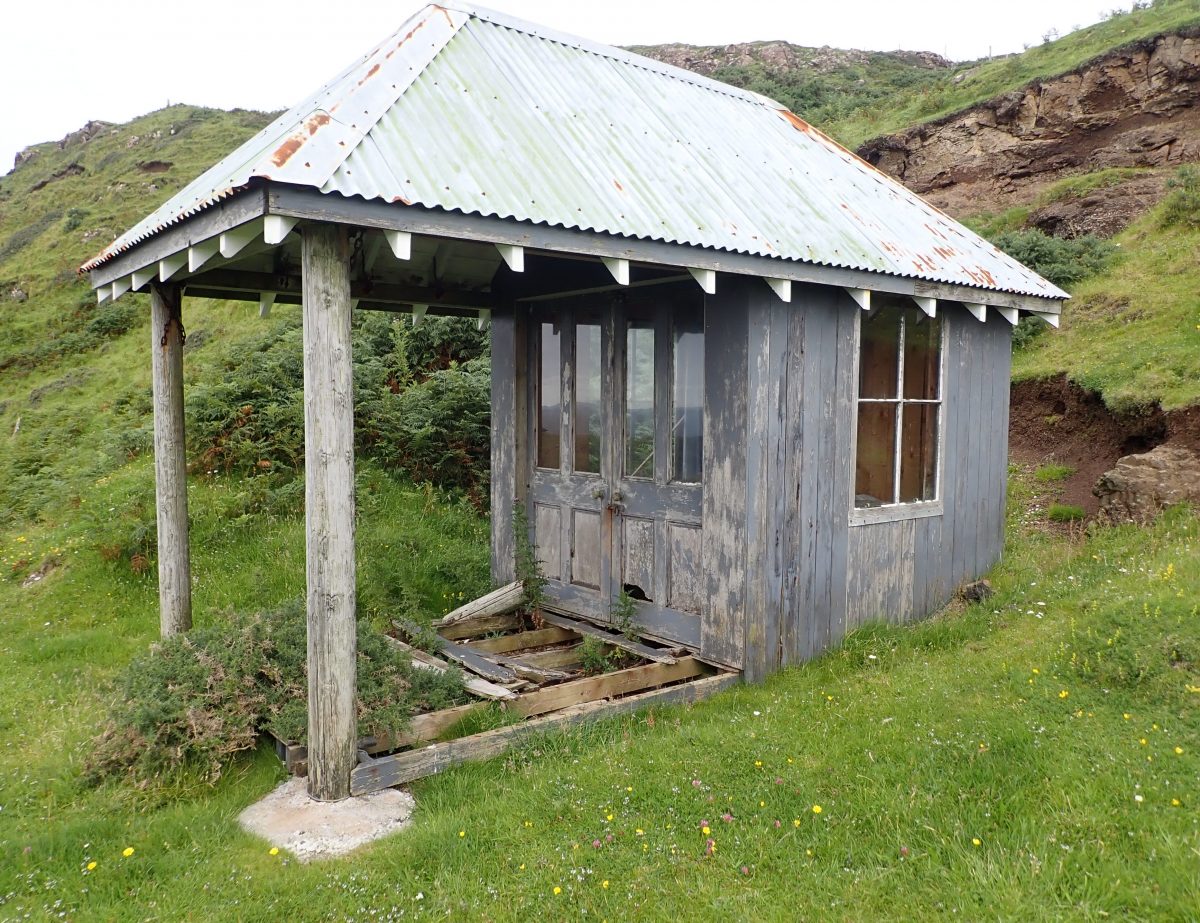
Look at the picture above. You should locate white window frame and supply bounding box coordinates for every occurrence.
[848,296,948,526]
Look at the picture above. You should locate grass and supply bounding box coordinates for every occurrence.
[1,469,1197,919]
[1047,503,1088,522]
[1035,464,1077,483]
[1012,202,1200,411]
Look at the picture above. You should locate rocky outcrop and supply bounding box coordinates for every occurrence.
[858,29,1200,220]
[1094,446,1200,523]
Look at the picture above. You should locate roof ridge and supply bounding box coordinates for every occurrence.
[439,2,787,110]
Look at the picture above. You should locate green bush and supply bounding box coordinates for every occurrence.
[1160,164,1200,229]
[87,601,467,783]
[989,229,1116,290]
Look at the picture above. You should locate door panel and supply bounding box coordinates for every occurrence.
[621,516,655,600]
[571,508,603,589]
[533,503,562,580]
[667,522,704,614]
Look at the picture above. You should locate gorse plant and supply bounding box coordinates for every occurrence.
[87,601,467,784]
[1160,164,1200,229]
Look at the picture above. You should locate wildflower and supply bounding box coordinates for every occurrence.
[553,886,562,895]
[1172,799,1181,807]
[972,838,981,847]
[741,865,751,876]
[1123,713,1131,720]
[1058,690,1069,699]
[121,847,134,858]
[701,826,711,836]
[523,820,532,828]
[593,839,602,849]
[519,863,526,870]
[1134,794,1144,803]
[793,819,801,828]
[806,848,813,856]
[1031,668,1039,674]
[1139,738,1148,746]
[774,819,782,828]
[626,786,632,792]
[721,813,733,823]
[269,847,280,856]
[602,880,610,889]
[606,813,613,821]
[636,828,644,836]
[691,779,702,787]
[1175,746,1184,755]
[458,830,465,838]
[812,805,823,814]
[759,801,766,808]
[754,760,762,768]
[86,861,97,871]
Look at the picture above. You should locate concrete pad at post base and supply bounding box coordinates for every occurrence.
[238,777,415,861]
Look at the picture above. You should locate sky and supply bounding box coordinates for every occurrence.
[1,0,1135,172]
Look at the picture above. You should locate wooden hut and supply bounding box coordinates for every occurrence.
[82,4,1066,799]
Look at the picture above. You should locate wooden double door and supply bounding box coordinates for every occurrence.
[527,290,705,648]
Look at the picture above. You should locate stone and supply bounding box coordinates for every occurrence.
[237,776,416,862]
[1094,445,1200,523]
[960,579,994,603]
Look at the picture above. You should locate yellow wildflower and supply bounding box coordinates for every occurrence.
[1175,746,1183,755]
[86,861,97,871]
[553,886,562,895]
[269,847,280,856]
[606,813,614,821]
[793,818,801,828]
[458,830,465,838]
[1058,690,1069,699]
[121,847,134,858]
[601,880,610,889]
[702,826,711,835]
[972,838,981,847]
[812,805,823,814]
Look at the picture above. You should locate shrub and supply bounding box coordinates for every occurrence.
[989,229,1116,290]
[87,601,467,783]
[1160,164,1200,229]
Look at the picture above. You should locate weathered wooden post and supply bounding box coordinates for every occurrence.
[302,223,358,801]
[149,282,192,637]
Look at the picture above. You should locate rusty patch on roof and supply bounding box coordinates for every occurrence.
[270,113,332,168]
[359,63,382,86]
[777,109,812,133]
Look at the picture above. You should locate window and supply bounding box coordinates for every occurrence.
[671,312,704,482]
[854,297,942,509]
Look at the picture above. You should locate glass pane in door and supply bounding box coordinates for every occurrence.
[625,320,655,478]
[672,313,703,482]
[574,321,603,474]
[537,320,560,469]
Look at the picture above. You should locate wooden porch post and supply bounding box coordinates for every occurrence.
[150,282,192,637]
[302,223,358,802]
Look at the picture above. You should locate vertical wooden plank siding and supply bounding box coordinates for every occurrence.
[490,305,517,583]
[779,305,806,665]
[301,223,357,802]
[993,323,1014,563]
[699,279,749,669]
[149,283,192,637]
[827,296,856,638]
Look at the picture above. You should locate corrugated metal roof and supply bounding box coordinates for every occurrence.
[81,3,1067,301]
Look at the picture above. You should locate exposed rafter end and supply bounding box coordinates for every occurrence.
[411,304,427,327]
[220,220,260,259]
[131,267,157,291]
[602,257,629,285]
[765,277,791,302]
[385,230,411,261]
[688,267,716,294]
[95,284,112,305]
[912,295,937,317]
[1031,310,1061,329]
[477,308,492,331]
[844,287,871,311]
[189,238,219,272]
[264,215,299,246]
[964,303,988,322]
[111,275,132,302]
[159,251,187,282]
[259,292,275,319]
[497,243,524,272]
[995,306,1020,326]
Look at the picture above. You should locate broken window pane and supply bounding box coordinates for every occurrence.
[672,312,704,483]
[899,403,938,502]
[859,307,900,399]
[574,321,603,474]
[903,310,942,401]
[855,402,896,507]
[537,320,560,469]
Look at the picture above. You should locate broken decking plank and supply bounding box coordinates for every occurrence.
[394,618,518,684]
[439,612,522,641]
[464,625,579,654]
[538,611,677,664]
[433,581,524,628]
[510,657,707,719]
[350,672,741,793]
[382,635,516,701]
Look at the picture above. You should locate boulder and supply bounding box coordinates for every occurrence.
[1094,445,1200,523]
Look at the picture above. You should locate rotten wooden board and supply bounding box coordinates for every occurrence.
[350,672,741,793]
[538,611,677,664]
[464,626,579,654]
[434,581,524,628]
[510,657,707,719]
[439,613,523,641]
[382,635,516,701]
[394,619,517,684]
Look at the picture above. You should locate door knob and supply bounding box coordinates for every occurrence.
[611,489,623,503]
[591,485,607,501]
